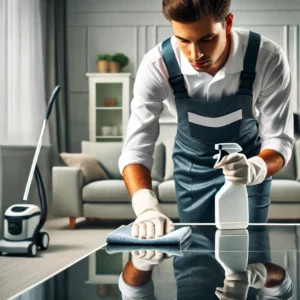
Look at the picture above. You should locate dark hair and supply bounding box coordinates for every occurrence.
[162,0,231,24]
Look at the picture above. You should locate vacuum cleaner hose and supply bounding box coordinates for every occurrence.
[33,164,47,237]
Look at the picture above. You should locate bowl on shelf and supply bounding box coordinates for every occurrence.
[111,125,118,136]
[101,126,113,136]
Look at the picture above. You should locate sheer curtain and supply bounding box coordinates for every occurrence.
[0,0,49,145]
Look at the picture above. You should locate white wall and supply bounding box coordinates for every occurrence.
[67,0,300,151]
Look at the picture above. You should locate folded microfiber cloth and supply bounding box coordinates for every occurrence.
[106,225,192,246]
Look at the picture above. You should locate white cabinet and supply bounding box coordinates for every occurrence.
[86,73,133,142]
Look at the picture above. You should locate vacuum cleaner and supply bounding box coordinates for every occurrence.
[0,86,61,257]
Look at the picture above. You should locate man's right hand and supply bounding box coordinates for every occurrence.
[131,189,174,239]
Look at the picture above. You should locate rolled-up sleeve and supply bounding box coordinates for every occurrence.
[118,57,168,175]
[256,48,294,166]
[118,273,156,300]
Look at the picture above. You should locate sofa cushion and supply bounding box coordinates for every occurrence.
[164,139,175,180]
[157,180,300,204]
[81,141,164,181]
[82,141,123,179]
[270,180,300,203]
[158,180,177,203]
[59,152,109,183]
[82,180,160,203]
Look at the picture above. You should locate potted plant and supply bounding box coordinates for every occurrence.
[97,54,112,73]
[110,53,129,73]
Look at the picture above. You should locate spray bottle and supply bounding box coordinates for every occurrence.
[213,143,249,230]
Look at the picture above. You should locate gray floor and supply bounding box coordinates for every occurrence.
[0,217,118,300]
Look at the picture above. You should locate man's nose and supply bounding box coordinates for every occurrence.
[190,44,203,62]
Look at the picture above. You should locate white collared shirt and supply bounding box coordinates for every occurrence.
[118,27,293,175]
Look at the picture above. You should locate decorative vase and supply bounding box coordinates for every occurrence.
[109,61,120,73]
[97,60,109,73]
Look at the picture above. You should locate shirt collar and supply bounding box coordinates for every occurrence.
[173,28,244,76]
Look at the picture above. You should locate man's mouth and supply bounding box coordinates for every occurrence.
[192,60,208,67]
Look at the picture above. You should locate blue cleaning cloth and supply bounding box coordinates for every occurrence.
[106,225,192,246]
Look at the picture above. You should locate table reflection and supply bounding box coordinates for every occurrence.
[108,225,293,300]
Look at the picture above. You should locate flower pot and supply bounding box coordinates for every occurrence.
[97,60,110,73]
[104,98,117,107]
[109,61,120,73]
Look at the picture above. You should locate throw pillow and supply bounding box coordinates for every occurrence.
[60,153,109,183]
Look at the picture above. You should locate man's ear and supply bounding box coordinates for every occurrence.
[225,13,234,34]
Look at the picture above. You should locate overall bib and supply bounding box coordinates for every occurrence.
[162,31,272,223]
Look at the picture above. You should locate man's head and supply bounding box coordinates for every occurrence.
[163,0,233,75]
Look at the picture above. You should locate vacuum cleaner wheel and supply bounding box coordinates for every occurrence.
[28,243,37,257]
[38,232,49,250]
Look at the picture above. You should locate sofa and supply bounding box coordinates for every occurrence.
[53,133,300,229]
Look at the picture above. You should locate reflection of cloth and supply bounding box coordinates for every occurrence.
[118,272,156,300]
[106,243,189,256]
[106,225,191,245]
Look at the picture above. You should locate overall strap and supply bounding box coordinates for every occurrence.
[238,31,261,95]
[162,38,188,99]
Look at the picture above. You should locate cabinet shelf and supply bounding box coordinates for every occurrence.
[96,136,123,139]
[86,73,132,142]
[96,107,123,110]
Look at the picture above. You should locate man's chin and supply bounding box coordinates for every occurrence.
[192,65,211,72]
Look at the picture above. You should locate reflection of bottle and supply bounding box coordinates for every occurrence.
[215,229,249,276]
[213,143,249,230]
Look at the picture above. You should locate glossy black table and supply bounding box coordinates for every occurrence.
[12,224,300,300]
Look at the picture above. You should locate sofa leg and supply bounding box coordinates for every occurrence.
[69,217,76,230]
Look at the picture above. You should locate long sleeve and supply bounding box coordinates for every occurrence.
[118,273,156,300]
[256,48,294,166]
[118,56,169,175]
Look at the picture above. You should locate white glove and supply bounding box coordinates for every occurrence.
[214,153,267,186]
[215,263,267,300]
[131,189,174,239]
[131,250,172,271]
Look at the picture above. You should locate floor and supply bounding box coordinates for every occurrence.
[0,217,117,300]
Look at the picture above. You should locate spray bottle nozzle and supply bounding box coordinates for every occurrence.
[213,143,243,164]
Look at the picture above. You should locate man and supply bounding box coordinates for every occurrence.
[118,0,293,239]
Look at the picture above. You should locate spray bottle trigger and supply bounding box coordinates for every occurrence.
[214,150,229,164]
[213,154,219,160]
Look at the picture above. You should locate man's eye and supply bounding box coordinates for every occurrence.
[202,37,214,42]
[180,40,189,43]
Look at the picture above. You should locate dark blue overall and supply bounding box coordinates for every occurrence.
[162,31,272,223]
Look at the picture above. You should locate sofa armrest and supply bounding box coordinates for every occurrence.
[52,167,84,217]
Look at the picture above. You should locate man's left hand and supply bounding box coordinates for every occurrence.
[214,153,268,186]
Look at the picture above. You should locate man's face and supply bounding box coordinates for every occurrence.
[171,14,233,75]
